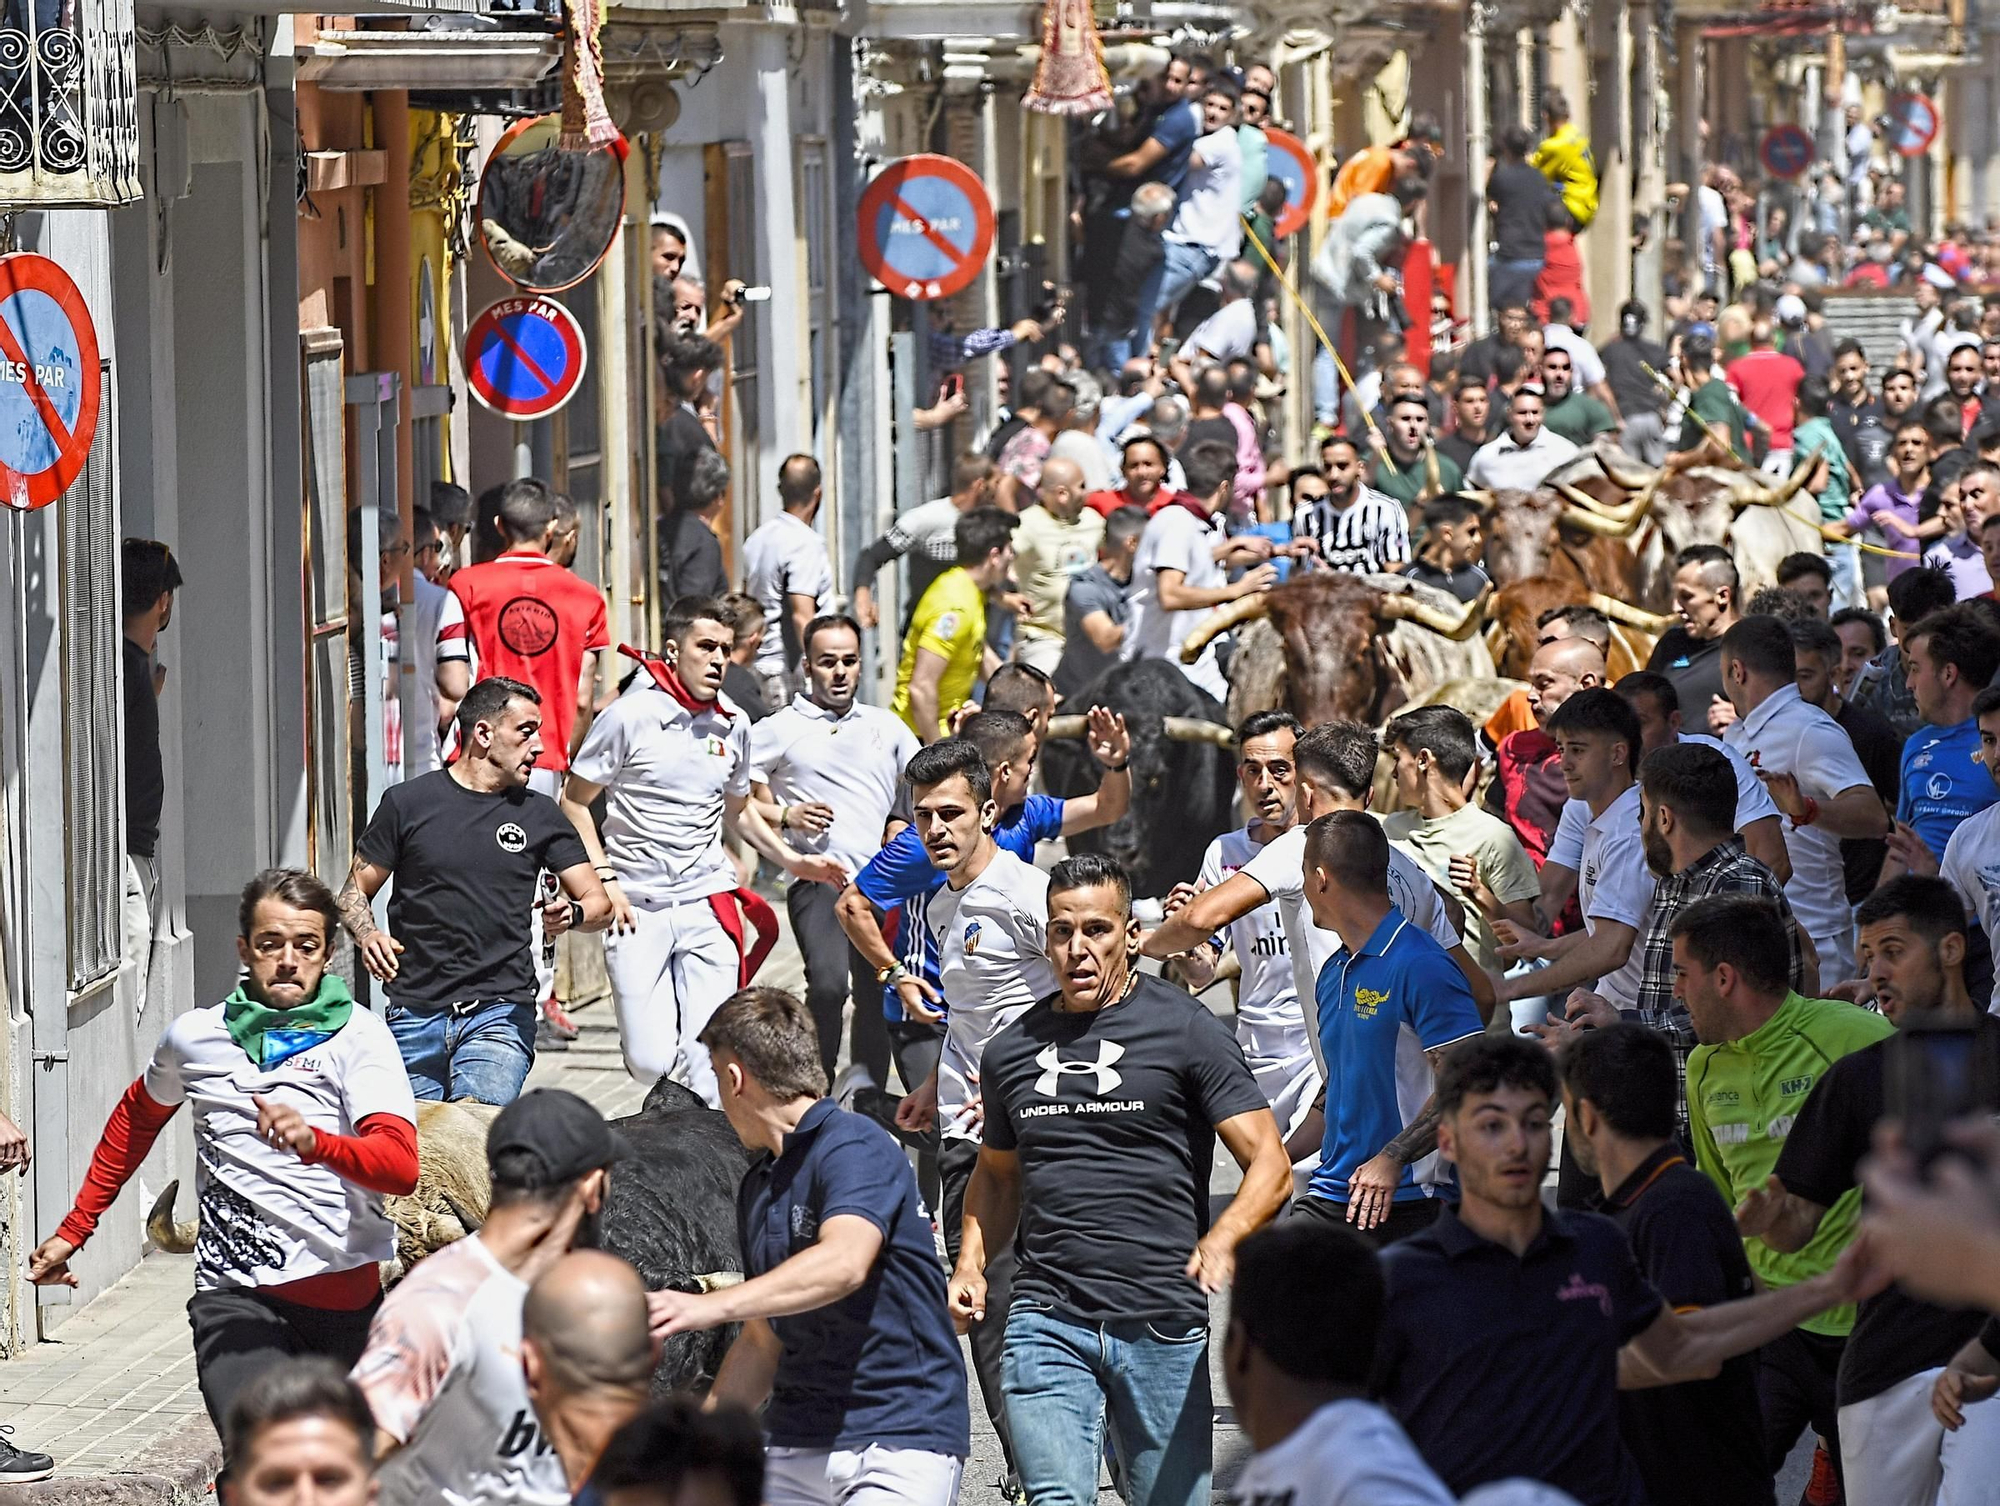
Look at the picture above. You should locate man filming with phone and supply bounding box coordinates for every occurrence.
[1732,875,2000,1501]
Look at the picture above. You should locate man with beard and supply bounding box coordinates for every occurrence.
[1646,544,1743,735]
[1541,345,1617,447]
[1828,341,1891,488]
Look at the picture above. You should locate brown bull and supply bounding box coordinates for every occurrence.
[1476,481,1650,605]
[1181,572,1493,726]
[1483,577,1672,680]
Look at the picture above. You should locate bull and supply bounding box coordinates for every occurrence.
[146,1084,749,1393]
[1474,457,1657,606]
[1586,449,1822,600]
[1180,572,1494,728]
[1483,577,1673,680]
[1039,657,1238,898]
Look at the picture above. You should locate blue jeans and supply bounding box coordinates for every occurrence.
[386,998,536,1104]
[1488,256,1543,312]
[1001,1303,1211,1506]
[1131,241,1219,350]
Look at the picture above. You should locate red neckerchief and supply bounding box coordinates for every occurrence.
[617,644,734,722]
[1166,491,1212,521]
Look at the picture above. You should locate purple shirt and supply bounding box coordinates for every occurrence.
[1845,481,1923,579]
[1922,533,1994,599]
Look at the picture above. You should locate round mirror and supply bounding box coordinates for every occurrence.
[477,115,627,294]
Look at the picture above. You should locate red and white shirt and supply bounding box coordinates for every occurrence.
[436,551,609,771]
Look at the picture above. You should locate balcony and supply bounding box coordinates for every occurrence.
[0,0,141,206]
[295,19,562,91]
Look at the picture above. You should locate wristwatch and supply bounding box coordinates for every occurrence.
[567,898,586,931]
[876,960,907,986]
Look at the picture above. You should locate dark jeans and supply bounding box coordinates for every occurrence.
[1291,1193,1442,1248]
[786,879,889,1087]
[386,998,535,1104]
[1757,1327,1846,1476]
[189,1287,381,1435]
[890,1017,945,1214]
[1489,256,1544,312]
[941,1136,1018,1479]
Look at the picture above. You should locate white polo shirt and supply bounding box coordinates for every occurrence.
[1548,731,1779,870]
[1464,427,1582,492]
[1199,827,1301,1062]
[749,695,919,877]
[1723,682,1876,979]
[570,683,752,905]
[1123,502,1229,698]
[742,512,833,678]
[1940,801,2000,1014]
[1576,782,1654,1009]
[926,848,1054,1141]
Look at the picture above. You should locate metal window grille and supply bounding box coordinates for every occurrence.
[60,359,119,992]
[0,0,139,205]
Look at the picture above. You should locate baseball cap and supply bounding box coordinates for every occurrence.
[1685,321,1717,341]
[1775,294,1806,328]
[487,1088,632,1187]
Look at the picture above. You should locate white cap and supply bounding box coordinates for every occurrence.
[1776,294,1807,326]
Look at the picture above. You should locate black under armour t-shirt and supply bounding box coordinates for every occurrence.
[355,769,588,1009]
[980,974,1269,1324]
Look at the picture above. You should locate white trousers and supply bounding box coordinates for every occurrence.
[765,1445,963,1506]
[527,768,562,1003]
[122,854,158,1011]
[602,896,739,1103]
[1838,1363,2000,1506]
[1012,634,1064,676]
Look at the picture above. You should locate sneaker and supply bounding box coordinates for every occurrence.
[0,1428,54,1483]
[998,1477,1027,1506]
[1799,1441,1842,1506]
[539,996,581,1042]
[533,1018,571,1053]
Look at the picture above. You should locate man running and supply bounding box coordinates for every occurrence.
[562,598,844,1102]
[31,870,418,1433]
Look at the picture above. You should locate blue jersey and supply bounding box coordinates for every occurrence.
[853,795,1067,1020]
[1898,717,1996,862]
[1309,908,1484,1204]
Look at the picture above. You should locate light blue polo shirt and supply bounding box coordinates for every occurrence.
[1310,907,1484,1205]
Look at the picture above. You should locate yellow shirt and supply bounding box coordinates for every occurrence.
[893,566,987,736]
[1012,504,1105,642]
[1529,123,1598,230]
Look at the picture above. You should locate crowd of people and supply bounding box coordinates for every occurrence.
[37,38,2000,1506]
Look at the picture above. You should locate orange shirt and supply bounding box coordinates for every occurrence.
[1327,146,1398,220]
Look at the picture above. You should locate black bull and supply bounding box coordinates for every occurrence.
[1040,658,1238,899]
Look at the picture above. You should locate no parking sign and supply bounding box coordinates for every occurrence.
[857,154,997,302]
[465,295,588,420]
[0,254,101,511]
[1758,123,1814,181]
[1262,129,1318,239]
[1886,92,1940,157]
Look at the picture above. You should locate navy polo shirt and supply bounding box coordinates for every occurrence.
[1374,1204,1663,1506]
[737,1099,970,1455]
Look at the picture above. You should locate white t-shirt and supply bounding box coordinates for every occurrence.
[407,573,449,776]
[1124,503,1228,698]
[1224,1398,1455,1506]
[1543,322,1606,391]
[1576,783,1654,1009]
[1724,683,1876,979]
[1236,821,1461,1075]
[1187,299,1259,365]
[742,512,834,677]
[1169,127,1243,262]
[1697,185,1728,268]
[570,685,752,905]
[1200,828,1303,1058]
[749,697,917,878]
[1940,801,2000,1014]
[354,1236,570,1506]
[926,848,1055,1140]
[1548,732,1778,868]
[145,1004,415,1293]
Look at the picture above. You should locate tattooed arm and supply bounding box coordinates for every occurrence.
[339,856,403,982]
[1343,1041,1467,1231]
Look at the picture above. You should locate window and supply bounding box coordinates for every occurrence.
[300,333,352,906]
[0,0,140,205]
[61,358,119,993]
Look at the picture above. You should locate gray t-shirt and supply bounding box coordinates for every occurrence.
[1054,563,1129,698]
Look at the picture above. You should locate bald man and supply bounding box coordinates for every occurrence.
[523,1251,655,1497]
[1482,637,1608,890]
[1011,456,1106,676]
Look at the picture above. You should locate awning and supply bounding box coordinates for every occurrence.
[295,28,560,90]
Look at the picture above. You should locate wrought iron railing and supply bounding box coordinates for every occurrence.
[0,0,140,206]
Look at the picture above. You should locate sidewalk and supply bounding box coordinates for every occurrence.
[0,915,808,1502]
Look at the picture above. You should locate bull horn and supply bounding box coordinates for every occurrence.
[1043,714,1087,740]
[1554,480,1648,526]
[1733,456,1815,509]
[442,1191,484,1237]
[1378,582,1492,640]
[1560,502,1639,538]
[1162,717,1236,746]
[1460,487,1496,507]
[1585,593,1675,633]
[1179,592,1271,664]
[693,1270,745,1292]
[147,1181,199,1255]
[1596,450,1662,492]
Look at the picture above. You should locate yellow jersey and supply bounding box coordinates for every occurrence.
[1530,123,1598,230]
[893,566,987,736]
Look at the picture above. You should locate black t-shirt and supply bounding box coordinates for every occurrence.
[355,770,589,1009]
[1773,1016,2000,1405]
[660,508,728,606]
[1458,335,1505,389]
[1829,395,1887,479]
[1435,430,1486,473]
[1647,629,1727,729]
[1405,559,1493,604]
[1487,163,1555,262]
[1181,416,1238,457]
[981,975,1268,1324]
[721,662,772,722]
[123,637,164,860]
[1601,336,1669,418]
[656,406,714,512]
[1837,697,1902,905]
[1607,1148,1773,1506]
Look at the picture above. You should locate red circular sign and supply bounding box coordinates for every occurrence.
[465,295,588,421]
[1886,92,1939,158]
[1758,123,1815,181]
[857,154,997,302]
[1263,129,1319,239]
[0,254,101,512]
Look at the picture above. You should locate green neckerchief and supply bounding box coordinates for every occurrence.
[223,974,355,1069]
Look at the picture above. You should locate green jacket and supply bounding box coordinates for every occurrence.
[1544,391,1617,446]
[1687,991,1895,1336]
[1371,447,1463,508]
